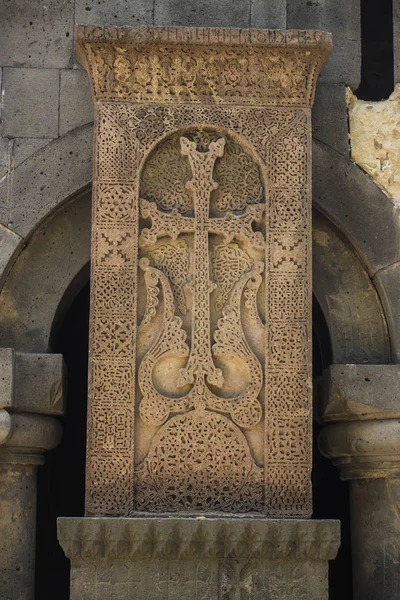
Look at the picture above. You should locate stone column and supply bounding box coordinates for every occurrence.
[319,364,400,600]
[0,349,64,600]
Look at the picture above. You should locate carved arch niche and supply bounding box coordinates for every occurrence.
[135,127,267,513]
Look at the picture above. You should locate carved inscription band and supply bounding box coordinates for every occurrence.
[77,26,332,517]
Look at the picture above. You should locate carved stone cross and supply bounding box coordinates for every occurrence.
[76,25,332,518]
[139,137,265,416]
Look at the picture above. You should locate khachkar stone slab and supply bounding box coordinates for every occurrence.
[58,517,340,600]
[77,26,332,518]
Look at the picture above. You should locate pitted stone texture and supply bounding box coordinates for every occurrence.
[77,26,331,518]
[1,68,59,139]
[395,2,400,83]
[0,463,37,600]
[0,223,23,288]
[251,0,286,29]
[312,139,400,275]
[0,0,74,68]
[60,69,94,135]
[374,261,400,363]
[0,138,9,179]
[312,211,390,366]
[154,0,250,27]
[14,353,65,415]
[0,190,91,353]
[75,0,153,28]
[312,84,349,157]
[58,517,339,600]
[348,85,400,202]
[0,125,93,237]
[321,364,400,422]
[0,349,14,409]
[350,478,400,600]
[287,0,360,87]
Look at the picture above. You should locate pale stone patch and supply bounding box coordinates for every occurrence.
[347,84,400,203]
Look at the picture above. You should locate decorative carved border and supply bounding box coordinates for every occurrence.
[79,27,331,518]
[58,517,340,561]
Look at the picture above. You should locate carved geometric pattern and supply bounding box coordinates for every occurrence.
[265,463,312,518]
[270,189,309,230]
[269,323,309,366]
[90,362,133,404]
[266,370,309,415]
[269,276,308,320]
[269,233,308,274]
[97,183,135,224]
[91,269,136,313]
[90,404,133,451]
[77,25,331,518]
[94,229,137,267]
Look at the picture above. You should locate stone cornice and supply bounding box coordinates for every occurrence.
[58,517,340,561]
[76,25,332,107]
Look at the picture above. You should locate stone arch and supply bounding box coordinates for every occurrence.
[0,127,394,362]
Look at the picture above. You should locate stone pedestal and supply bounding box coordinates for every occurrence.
[58,517,340,600]
[319,364,400,600]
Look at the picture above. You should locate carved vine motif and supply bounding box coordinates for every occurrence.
[78,26,332,106]
[136,132,266,512]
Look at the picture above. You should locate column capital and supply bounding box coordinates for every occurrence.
[0,412,62,465]
[319,364,400,480]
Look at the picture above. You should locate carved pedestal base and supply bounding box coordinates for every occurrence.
[58,517,340,600]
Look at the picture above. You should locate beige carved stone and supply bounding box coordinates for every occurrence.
[347,84,400,202]
[77,26,331,518]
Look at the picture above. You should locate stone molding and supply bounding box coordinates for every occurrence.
[319,364,400,480]
[0,412,62,465]
[76,25,331,106]
[58,517,340,561]
[0,349,65,415]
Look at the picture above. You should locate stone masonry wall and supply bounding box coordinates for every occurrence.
[0,0,360,225]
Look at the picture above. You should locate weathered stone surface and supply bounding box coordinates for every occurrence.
[350,478,400,600]
[11,138,50,170]
[0,0,74,69]
[374,261,400,363]
[0,413,62,600]
[77,25,331,518]
[0,190,91,353]
[0,138,9,179]
[287,0,360,87]
[154,0,250,27]
[394,2,400,84]
[0,125,93,237]
[14,353,65,415]
[313,139,400,275]
[75,0,153,28]
[312,83,349,157]
[250,0,286,29]
[348,85,400,202]
[312,211,390,365]
[0,223,23,288]
[59,69,94,135]
[0,349,14,409]
[321,364,400,422]
[58,517,340,600]
[0,463,37,600]
[1,68,59,139]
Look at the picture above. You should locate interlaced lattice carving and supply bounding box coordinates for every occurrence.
[79,25,331,518]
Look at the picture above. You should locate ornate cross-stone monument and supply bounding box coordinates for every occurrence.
[58,26,339,599]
